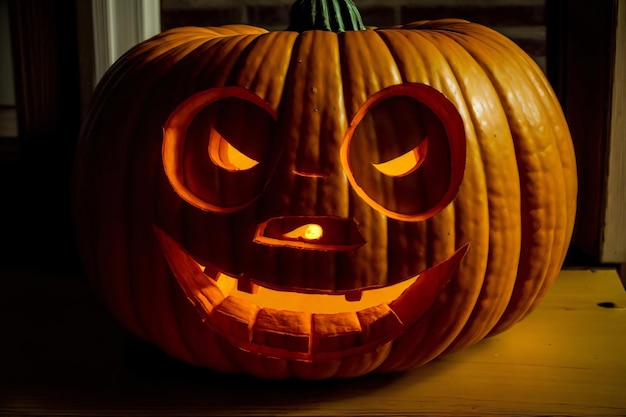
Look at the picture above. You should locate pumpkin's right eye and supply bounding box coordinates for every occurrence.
[340,83,466,222]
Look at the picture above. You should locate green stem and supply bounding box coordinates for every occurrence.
[287,0,366,33]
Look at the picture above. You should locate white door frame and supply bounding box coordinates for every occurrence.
[80,0,160,90]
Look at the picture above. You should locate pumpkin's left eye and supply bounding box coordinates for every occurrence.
[163,87,278,213]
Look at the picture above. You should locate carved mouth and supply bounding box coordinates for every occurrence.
[154,225,469,361]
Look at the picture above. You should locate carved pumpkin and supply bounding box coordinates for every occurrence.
[73,0,577,379]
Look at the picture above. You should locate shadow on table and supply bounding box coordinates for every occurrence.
[0,268,455,414]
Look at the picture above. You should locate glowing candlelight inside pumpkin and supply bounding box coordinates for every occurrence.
[283,223,323,241]
[304,224,323,240]
[208,129,259,172]
[372,139,428,177]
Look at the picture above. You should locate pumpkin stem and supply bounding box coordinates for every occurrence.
[287,0,366,33]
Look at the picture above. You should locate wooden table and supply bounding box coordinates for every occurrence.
[1,268,625,416]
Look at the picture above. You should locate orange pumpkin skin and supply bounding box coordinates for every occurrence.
[73,20,577,379]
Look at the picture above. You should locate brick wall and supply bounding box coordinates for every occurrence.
[160,0,546,71]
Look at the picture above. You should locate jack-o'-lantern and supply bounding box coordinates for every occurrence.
[72,0,577,379]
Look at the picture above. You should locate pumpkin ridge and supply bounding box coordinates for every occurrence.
[111,46,203,342]
[490,48,571,330]
[335,31,359,289]
[141,33,262,360]
[223,34,278,88]
[240,34,299,288]
[457,59,543,336]
[125,65,195,360]
[370,31,502,372]
[480,32,569,327]
[81,34,208,143]
[83,41,197,354]
[233,31,298,108]
[510,35,577,260]
[421,29,523,350]
[373,30,432,227]
[443,29,568,333]
[263,30,351,290]
[374,30,456,292]
[202,34,265,89]
[338,29,409,289]
[520,70,576,315]
[434,36,485,321]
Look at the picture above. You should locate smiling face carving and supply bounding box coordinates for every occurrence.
[159,83,468,360]
[72,18,577,379]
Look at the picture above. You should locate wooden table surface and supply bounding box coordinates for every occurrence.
[1,267,625,416]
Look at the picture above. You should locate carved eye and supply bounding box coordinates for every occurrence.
[162,87,278,213]
[341,83,466,222]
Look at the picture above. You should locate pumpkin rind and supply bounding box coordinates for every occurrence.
[73,17,576,379]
